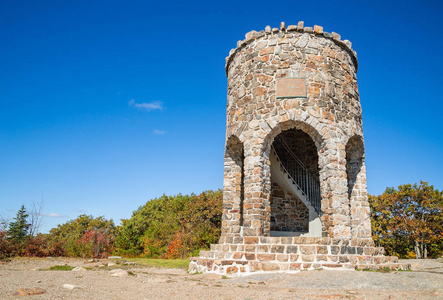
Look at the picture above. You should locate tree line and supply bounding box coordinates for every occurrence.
[1,182,442,260]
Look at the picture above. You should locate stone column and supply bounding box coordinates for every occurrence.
[241,138,270,237]
[346,135,371,239]
[319,139,351,238]
[220,136,243,240]
[350,161,371,238]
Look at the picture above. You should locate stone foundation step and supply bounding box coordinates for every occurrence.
[188,257,410,277]
[198,250,399,264]
[209,243,385,256]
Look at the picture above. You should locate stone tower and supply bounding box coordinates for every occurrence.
[189,22,409,276]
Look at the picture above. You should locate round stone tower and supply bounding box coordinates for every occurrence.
[221,21,370,240]
[189,22,409,276]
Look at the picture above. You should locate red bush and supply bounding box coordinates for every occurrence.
[77,228,115,258]
[163,232,185,259]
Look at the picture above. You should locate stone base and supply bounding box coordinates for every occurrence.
[188,237,410,277]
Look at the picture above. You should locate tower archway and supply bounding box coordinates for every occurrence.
[269,128,322,237]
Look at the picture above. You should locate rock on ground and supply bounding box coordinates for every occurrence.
[12,288,46,296]
[108,269,128,277]
[63,284,80,290]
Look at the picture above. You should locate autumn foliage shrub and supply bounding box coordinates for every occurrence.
[164,232,186,259]
[50,215,115,258]
[0,231,15,259]
[115,190,222,258]
[22,234,66,257]
[0,232,65,259]
[77,228,115,258]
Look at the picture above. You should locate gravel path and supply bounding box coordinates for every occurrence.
[0,257,441,299]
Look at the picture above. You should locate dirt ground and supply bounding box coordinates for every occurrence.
[0,257,442,299]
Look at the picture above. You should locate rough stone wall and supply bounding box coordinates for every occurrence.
[221,22,371,239]
[270,181,309,232]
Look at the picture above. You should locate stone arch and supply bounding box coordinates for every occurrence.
[342,125,364,146]
[229,122,248,144]
[220,135,245,238]
[263,119,325,154]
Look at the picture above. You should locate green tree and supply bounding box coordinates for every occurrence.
[369,181,443,259]
[7,205,30,242]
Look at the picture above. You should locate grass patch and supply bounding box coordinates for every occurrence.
[44,265,75,271]
[377,267,392,273]
[127,271,136,276]
[191,271,203,275]
[116,258,189,269]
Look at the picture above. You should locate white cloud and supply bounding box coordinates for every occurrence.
[40,213,68,218]
[128,99,163,111]
[153,129,166,135]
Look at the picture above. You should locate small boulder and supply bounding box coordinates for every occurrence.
[109,269,128,277]
[12,288,46,296]
[71,266,87,272]
[108,256,122,259]
[107,262,116,267]
[63,284,80,290]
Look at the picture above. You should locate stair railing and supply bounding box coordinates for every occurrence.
[272,135,322,215]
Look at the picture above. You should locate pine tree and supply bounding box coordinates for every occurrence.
[7,205,30,242]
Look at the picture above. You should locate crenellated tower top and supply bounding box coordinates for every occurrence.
[225,21,358,76]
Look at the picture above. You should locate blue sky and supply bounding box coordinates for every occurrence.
[1,0,442,233]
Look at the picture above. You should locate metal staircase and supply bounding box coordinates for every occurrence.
[271,135,322,215]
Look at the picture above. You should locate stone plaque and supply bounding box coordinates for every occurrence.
[276,78,307,98]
